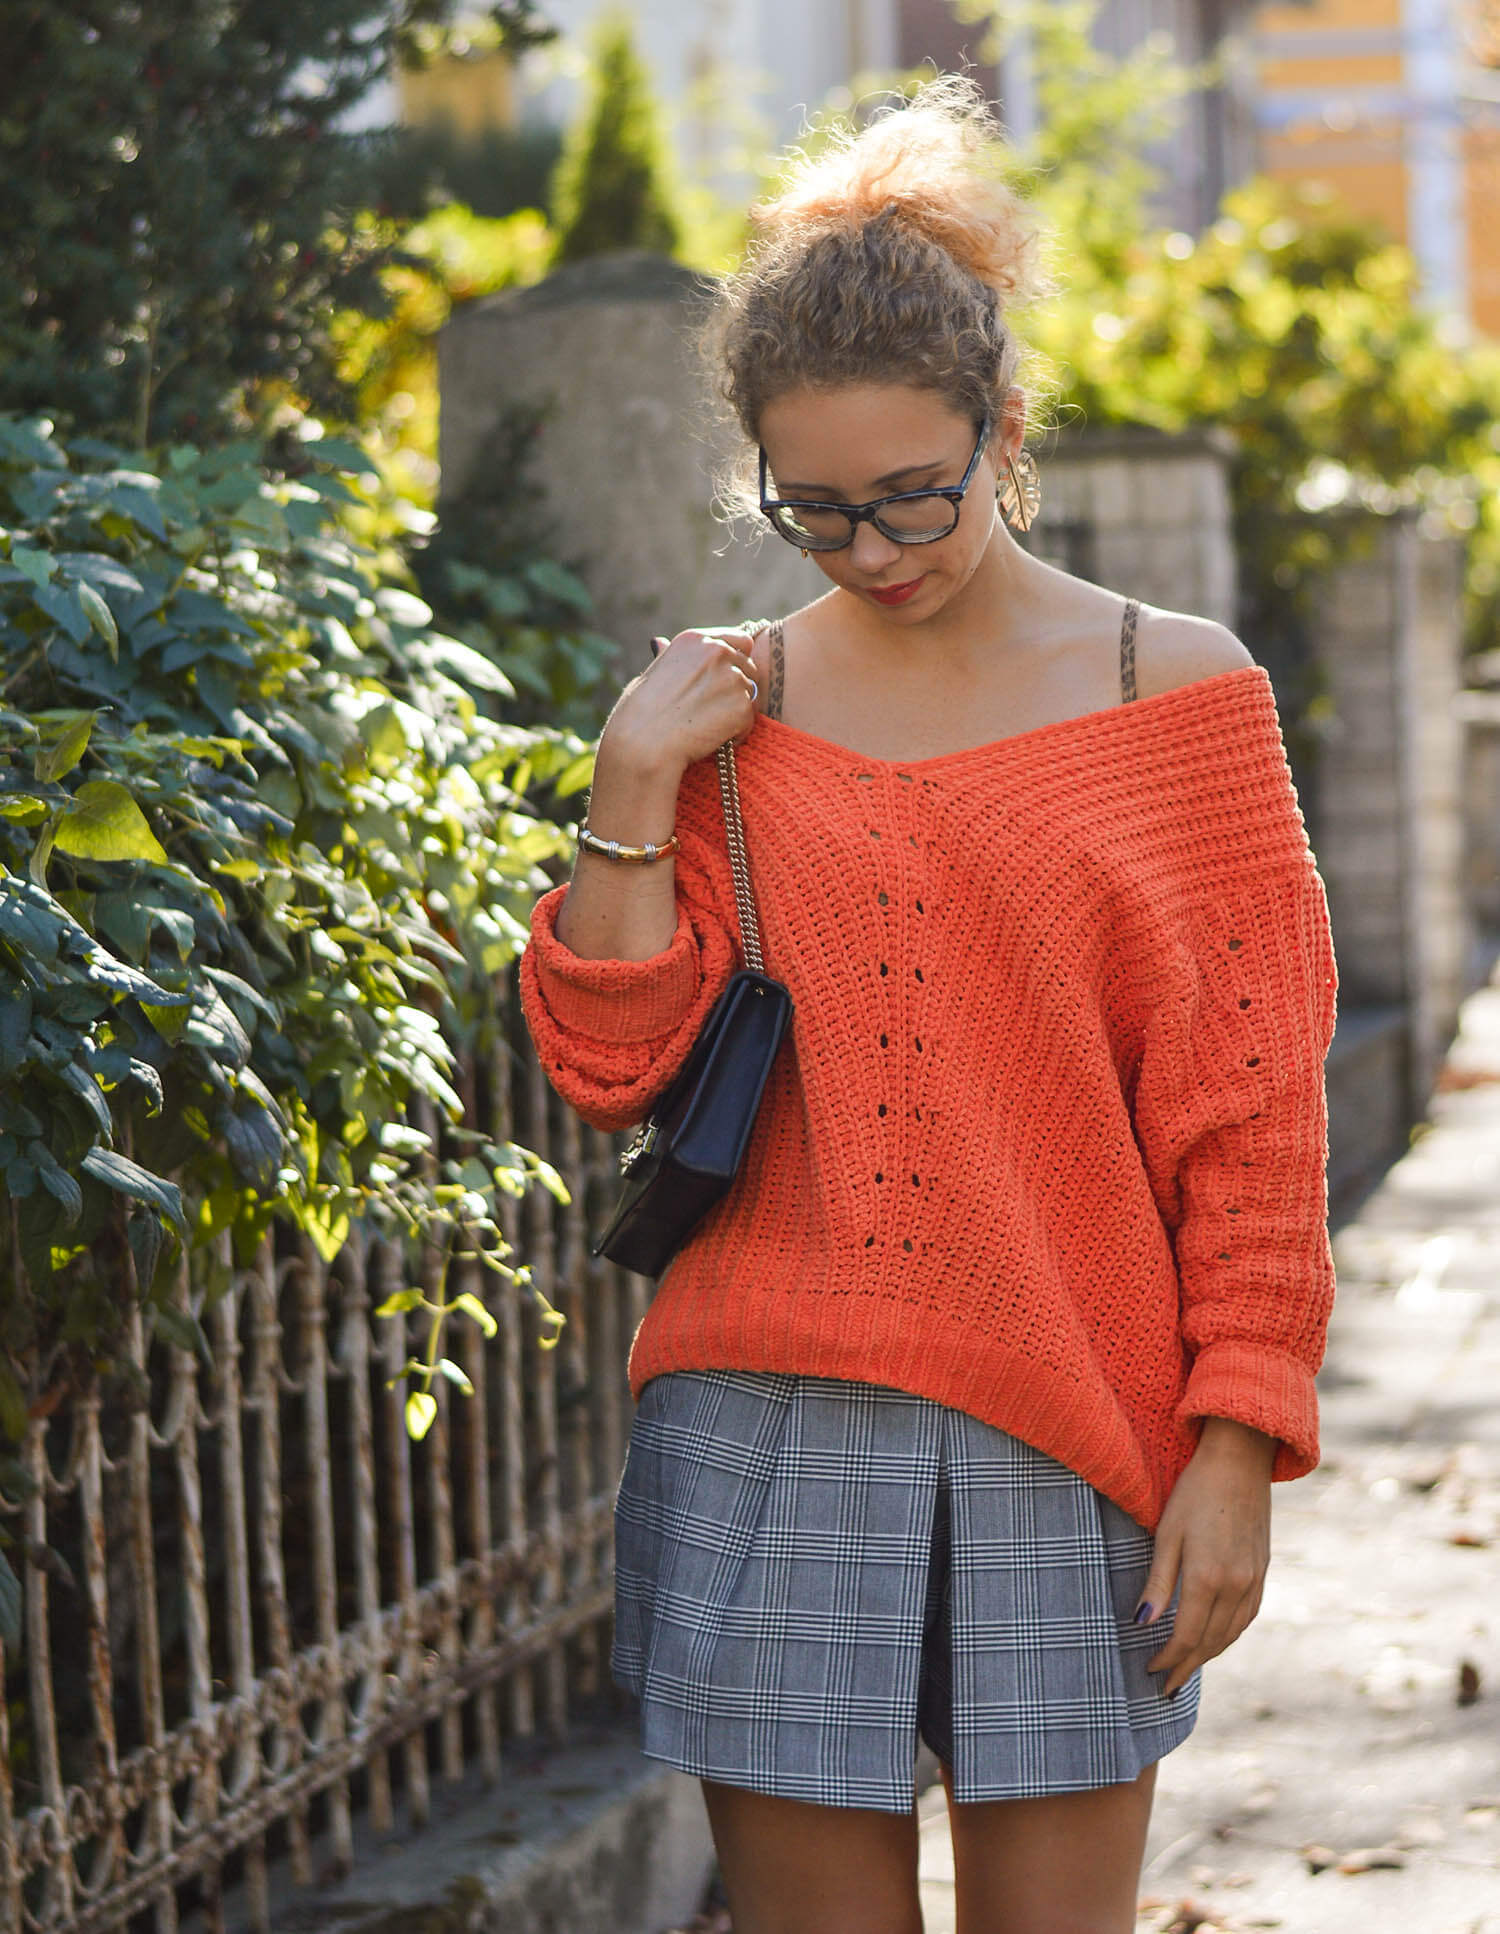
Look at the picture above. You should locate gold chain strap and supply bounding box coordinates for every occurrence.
[714,741,764,974]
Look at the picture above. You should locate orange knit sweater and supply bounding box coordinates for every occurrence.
[520,664,1340,1531]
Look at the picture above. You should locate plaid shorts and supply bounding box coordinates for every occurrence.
[611,1369,1200,1811]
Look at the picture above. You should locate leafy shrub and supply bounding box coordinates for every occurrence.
[0,412,594,1463]
[549,13,683,265]
[0,1,555,446]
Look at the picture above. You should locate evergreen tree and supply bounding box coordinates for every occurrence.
[0,1,554,445]
[549,13,681,266]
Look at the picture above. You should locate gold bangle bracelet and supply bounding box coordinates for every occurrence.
[577,821,681,864]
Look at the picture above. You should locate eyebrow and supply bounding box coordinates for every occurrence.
[772,455,952,499]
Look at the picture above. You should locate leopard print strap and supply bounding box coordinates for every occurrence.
[1120,599,1139,704]
[767,619,786,722]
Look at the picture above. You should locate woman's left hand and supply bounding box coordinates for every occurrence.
[1136,1417,1278,1697]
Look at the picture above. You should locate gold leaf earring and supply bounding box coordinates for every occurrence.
[997,448,1042,533]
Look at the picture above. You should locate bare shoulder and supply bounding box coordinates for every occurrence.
[1133,606,1256,700]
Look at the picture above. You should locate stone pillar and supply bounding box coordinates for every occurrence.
[438,251,812,677]
[1457,685,1500,947]
[1031,426,1238,630]
[1309,513,1470,1114]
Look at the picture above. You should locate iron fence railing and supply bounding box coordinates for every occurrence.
[2,990,645,1933]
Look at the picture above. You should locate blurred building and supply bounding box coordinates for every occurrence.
[1252,0,1498,336]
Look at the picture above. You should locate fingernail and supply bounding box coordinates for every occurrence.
[1133,1602,1155,1625]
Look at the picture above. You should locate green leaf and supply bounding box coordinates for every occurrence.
[302,1198,350,1263]
[0,1362,29,1443]
[405,1390,437,1440]
[31,1144,82,1225]
[435,1358,473,1395]
[0,883,61,963]
[127,1210,165,1295]
[451,1290,497,1338]
[150,1303,212,1366]
[9,544,56,589]
[308,437,375,474]
[416,634,516,697]
[0,794,49,825]
[32,581,91,644]
[74,581,118,660]
[374,1287,424,1316]
[221,1101,281,1189]
[553,751,596,798]
[27,821,56,892]
[0,988,32,1076]
[0,1548,20,1649]
[523,556,593,612]
[79,1146,185,1231]
[34,714,94,785]
[53,782,168,865]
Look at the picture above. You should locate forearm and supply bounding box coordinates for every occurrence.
[554,739,688,962]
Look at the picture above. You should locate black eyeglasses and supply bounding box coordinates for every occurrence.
[759,416,992,552]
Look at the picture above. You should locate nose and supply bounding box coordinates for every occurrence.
[849,518,905,574]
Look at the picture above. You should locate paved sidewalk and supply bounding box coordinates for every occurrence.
[918,960,1500,1934]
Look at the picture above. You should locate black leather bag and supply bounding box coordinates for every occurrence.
[591,742,794,1279]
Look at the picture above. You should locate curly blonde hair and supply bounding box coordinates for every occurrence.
[704,74,1051,527]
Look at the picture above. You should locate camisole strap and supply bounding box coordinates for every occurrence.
[1120,599,1140,704]
[766,619,786,722]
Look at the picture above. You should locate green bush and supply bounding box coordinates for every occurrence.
[549,13,683,265]
[954,0,1500,655]
[0,412,595,1480]
[0,0,554,445]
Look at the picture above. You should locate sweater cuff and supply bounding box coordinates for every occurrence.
[525,882,702,1044]
[1178,1338,1320,1483]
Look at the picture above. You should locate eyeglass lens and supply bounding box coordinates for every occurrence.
[769,495,960,550]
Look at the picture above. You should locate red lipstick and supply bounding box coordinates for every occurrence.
[867,576,925,606]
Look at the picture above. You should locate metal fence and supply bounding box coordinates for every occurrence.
[1,990,643,1933]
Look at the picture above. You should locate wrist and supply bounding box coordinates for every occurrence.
[1195,1416,1279,1471]
[586,736,685,842]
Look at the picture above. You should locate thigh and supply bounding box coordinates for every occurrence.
[941,1760,1157,1934]
[701,1778,923,1934]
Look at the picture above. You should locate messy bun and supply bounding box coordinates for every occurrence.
[705,73,1051,524]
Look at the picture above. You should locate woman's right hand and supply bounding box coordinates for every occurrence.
[599,629,762,779]
[554,629,760,962]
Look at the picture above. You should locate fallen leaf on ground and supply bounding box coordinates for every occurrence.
[1161,1900,1227,1933]
[1300,1843,1339,1874]
[1458,1659,1482,1705]
[1448,1528,1491,1548]
[1336,1846,1407,1874]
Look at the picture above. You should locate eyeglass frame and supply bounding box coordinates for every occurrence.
[758,413,994,552]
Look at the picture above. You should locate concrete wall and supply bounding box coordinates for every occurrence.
[1308,514,1471,1117]
[1030,426,1239,630]
[439,251,811,680]
[1457,688,1500,942]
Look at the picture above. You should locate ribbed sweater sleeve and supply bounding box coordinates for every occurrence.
[517,806,739,1132]
[1132,859,1339,1480]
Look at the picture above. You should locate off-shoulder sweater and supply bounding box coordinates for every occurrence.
[519,664,1340,1531]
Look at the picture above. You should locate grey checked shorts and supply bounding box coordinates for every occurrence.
[612,1369,1200,1811]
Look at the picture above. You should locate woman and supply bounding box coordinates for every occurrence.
[519,77,1338,1934]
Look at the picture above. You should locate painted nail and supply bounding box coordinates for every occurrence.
[1133,1602,1155,1625]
